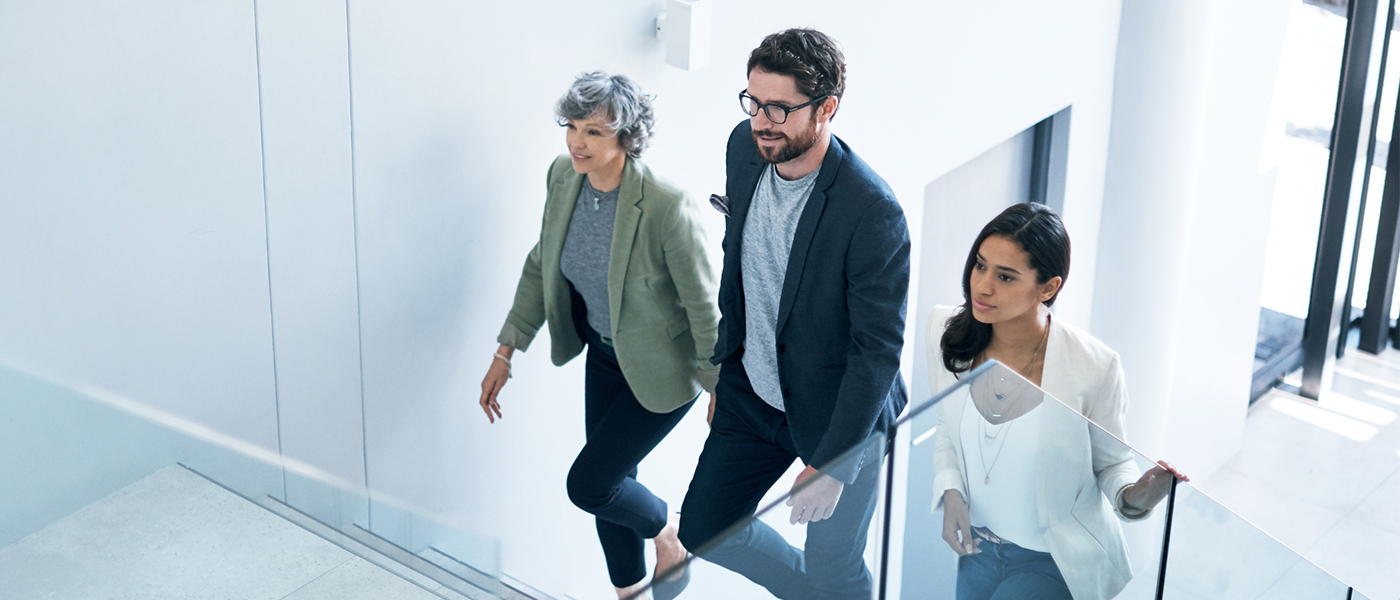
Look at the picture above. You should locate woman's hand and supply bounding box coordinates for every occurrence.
[941,489,980,555]
[1122,460,1189,514]
[480,345,514,423]
[707,393,716,426]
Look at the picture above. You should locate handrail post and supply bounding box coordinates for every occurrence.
[1154,476,1180,600]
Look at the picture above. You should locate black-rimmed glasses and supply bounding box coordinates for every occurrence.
[739,90,828,125]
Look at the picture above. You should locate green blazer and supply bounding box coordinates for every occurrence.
[497,155,720,413]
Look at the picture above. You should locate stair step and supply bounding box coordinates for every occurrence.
[340,523,501,600]
[419,548,503,593]
[256,496,487,600]
[499,572,560,600]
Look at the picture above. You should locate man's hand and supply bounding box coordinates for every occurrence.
[787,465,844,525]
[707,393,716,426]
[941,489,980,555]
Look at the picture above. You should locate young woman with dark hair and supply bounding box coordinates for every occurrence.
[926,203,1186,600]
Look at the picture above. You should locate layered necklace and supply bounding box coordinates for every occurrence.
[977,315,1051,485]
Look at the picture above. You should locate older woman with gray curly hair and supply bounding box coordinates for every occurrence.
[479,72,718,599]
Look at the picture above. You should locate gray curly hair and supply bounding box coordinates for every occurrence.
[555,71,655,158]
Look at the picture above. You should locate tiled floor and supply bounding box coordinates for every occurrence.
[1199,349,1400,600]
[0,465,447,600]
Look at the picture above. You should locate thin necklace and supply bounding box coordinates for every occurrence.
[987,315,1051,414]
[977,314,1049,484]
[979,417,1013,485]
[586,180,602,211]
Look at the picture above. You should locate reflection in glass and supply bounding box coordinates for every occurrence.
[1161,483,1349,600]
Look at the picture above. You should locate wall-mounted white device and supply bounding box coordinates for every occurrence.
[655,0,711,71]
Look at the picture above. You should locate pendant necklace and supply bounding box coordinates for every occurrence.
[979,315,1050,483]
[979,417,1012,485]
[986,315,1051,417]
[586,179,602,211]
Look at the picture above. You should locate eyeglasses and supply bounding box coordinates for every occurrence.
[738,90,828,125]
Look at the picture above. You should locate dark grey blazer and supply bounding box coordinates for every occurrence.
[712,120,910,480]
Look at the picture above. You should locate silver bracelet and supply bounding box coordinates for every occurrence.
[1117,484,1149,519]
[493,352,513,378]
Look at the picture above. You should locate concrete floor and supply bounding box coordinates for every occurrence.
[0,465,453,600]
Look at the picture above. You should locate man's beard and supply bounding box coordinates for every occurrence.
[752,118,820,165]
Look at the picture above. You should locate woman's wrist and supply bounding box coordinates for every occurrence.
[1119,484,1148,517]
[493,346,515,378]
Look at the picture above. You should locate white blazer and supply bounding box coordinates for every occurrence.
[927,305,1146,600]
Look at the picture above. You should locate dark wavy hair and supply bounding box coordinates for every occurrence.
[941,203,1071,374]
[747,29,846,114]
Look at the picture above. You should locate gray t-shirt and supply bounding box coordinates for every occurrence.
[742,164,820,412]
[559,178,619,338]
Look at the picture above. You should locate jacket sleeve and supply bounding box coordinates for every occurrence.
[496,161,558,351]
[1086,353,1149,520]
[927,308,967,509]
[810,197,911,481]
[661,192,722,393]
[931,396,968,511]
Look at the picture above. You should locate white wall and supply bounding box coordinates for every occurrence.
[0,1,1153,598]
[255,0,368,526]
[1093,0,1292,473]
[0,2,279,455]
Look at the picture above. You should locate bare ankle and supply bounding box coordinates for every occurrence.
[616,581,648,599]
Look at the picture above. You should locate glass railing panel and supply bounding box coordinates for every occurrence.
[1162,482,1350,600]
[891,360,1169,599]
[0,362,182,549]
[634,431,890,599]
[0,361,500,598]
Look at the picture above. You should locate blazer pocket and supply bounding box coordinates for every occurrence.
[666,313,690,339]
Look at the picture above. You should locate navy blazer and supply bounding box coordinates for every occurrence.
[712,120,910,481]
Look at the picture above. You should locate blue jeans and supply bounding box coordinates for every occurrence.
[956,537,1072,600]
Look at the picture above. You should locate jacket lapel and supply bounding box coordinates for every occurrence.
[732,162,762,227]
[544,166,584,291]
[775,136,844,337]
[608,158,645,332]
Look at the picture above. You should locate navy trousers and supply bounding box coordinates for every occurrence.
[567,318,694,588]
[679,354,882,600]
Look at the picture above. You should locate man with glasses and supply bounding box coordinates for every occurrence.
[678,28,910,600]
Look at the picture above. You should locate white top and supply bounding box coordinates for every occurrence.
[960,392,1049,552]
